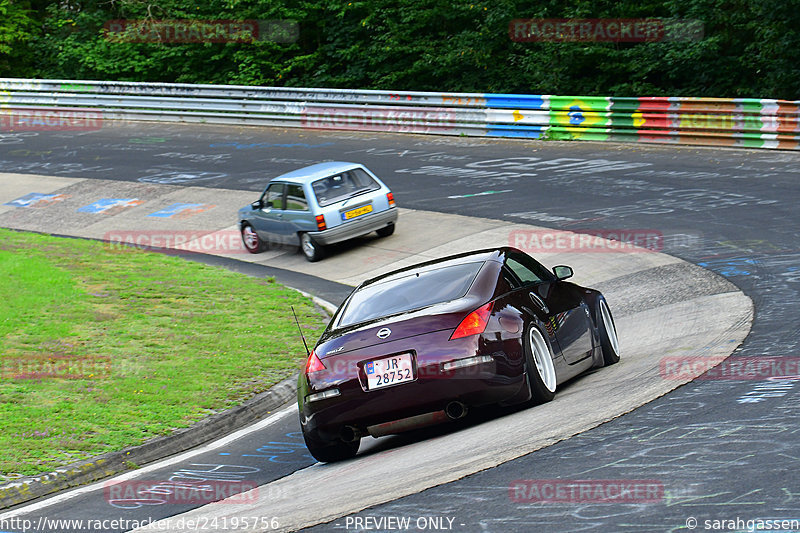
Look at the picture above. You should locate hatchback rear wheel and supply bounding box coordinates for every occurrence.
[300,232,324,262]
[376,223,395,237]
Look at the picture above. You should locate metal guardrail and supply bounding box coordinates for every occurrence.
[2,78,799,149]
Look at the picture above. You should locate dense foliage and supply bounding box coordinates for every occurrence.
[2,0,798,99]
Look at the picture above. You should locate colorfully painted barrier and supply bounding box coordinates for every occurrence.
[1,78,798,149]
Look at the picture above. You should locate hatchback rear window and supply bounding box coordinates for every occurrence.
[336,262,484,327]
[312,168,380,207]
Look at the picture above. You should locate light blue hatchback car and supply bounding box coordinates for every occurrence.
[238,162,398,261]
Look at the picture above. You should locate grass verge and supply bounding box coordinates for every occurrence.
[0,228,328,480]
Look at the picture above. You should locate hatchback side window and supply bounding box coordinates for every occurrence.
[261,183,285,209]
[285,184,309,211]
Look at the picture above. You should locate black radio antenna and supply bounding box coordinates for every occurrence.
[291,306,310,356]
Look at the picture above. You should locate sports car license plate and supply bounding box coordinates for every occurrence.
[364,353,414,390]
[342,204,373,221]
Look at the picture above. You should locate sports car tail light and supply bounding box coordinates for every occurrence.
[315,215,327,231]
[450,302,494,340]
[305,350,326,374]
[387,192,396,208]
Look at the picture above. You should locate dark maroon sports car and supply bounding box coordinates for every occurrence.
[297,247,620,462]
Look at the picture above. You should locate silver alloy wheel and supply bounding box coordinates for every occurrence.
[600,300,620,356]
[301,233,315,258]
[242,225,259,250]
[529,327,557,393]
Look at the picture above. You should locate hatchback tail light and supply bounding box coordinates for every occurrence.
[305,350,326,374]
[315,215,327,231]
[450,302,493,340]
[387,192,396,208]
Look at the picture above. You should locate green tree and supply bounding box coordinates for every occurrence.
[0,0,40,77]
[3,0,799,99]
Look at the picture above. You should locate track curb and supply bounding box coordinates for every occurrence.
[0,376,298,510]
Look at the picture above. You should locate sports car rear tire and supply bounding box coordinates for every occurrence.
[524,325,557,403]
[302,429,359,463]
[598,299,620,365]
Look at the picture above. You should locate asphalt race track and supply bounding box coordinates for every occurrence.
[1,122,799,532]
[0,173,749,531]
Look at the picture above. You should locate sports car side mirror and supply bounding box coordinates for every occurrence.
[553,265,573,280]
[251,200,262,209]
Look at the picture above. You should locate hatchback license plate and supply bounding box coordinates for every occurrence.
[342,204,373,220]
[365,353,414,390]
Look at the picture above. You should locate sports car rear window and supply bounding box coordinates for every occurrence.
[337,262,484,327]
[312,168,380,207]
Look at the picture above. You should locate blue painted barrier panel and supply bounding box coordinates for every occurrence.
[485,124,547,138]
[484,94,546,110]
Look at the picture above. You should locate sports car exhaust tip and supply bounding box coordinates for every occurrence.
[340,426,362,442]
[445,401,468,420]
